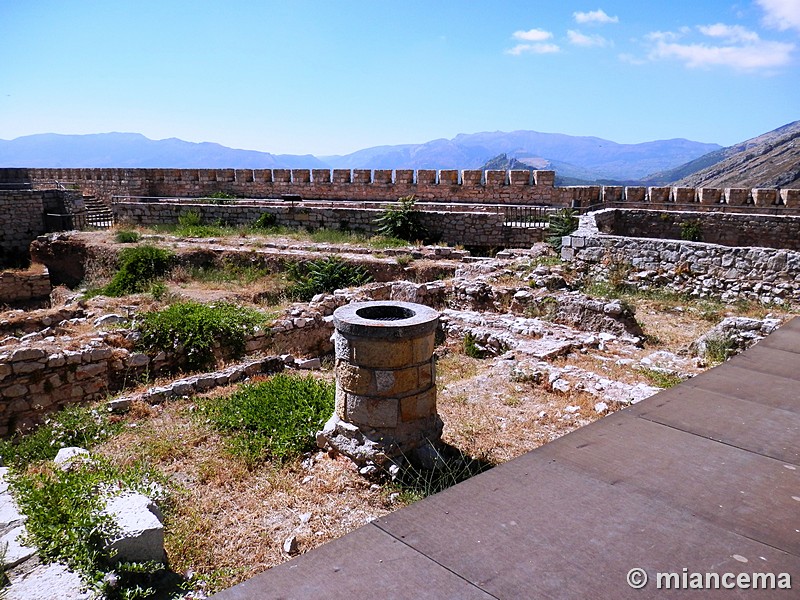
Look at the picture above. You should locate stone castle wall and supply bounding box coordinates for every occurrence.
[0,190,49,263]
[562,209,800,303]
[113,201,544,248]
[1,167,797,210]
[596,209,800,250]
[0,266,52,305]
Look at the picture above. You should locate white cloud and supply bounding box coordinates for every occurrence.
[506,42,561,55]
[647,25,795,70]
[651,39,794,69]
[512,28,553,42]
[698,23,760,43]
[573,9,619,25]
[757,0,800,33]
[567,29,610,47]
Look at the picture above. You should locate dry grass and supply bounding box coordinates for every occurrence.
[96,389,393,593]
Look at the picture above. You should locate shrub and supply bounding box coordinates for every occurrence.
[114,230,141,244]
[199,374,335,465]
[546,209,579,251]
[102,245,174,297]
[252,212,278,230]
[287,256,373,301]
[680,219,703,242]
[375,195,427,242]
[136,301,266,371]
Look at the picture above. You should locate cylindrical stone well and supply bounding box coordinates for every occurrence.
[317,300,442,467]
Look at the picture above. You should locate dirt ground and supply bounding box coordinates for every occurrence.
[6,229,798,595]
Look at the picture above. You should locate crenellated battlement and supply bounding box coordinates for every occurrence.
[0,167,797,210]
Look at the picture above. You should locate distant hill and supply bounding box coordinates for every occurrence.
[0,130,721,182]
[479,153,638,186]
[0,133,326,169]
[645,121,800,188]
[324,131,721,181]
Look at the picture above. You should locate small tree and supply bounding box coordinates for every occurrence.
[375,195,427,242]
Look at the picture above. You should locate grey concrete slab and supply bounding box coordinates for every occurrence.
[212,523,495,600]
[375,454,799,599]
[627,385,800,464]
[531,412,800,555]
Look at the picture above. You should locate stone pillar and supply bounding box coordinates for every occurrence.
[317,301,442,468]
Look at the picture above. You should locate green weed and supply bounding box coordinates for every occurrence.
[374,195,427,242]
[198,374,334,466]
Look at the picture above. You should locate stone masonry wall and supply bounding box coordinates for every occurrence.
[0,191,47,264]
[0,168,797,213]
[113,201,543,248]
[0,266,51,305]
[562,209,800,303]
[599,209,800,250]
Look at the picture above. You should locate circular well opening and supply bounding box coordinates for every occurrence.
[355,305,416,321]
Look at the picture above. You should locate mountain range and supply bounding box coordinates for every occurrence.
[1,122,797,187]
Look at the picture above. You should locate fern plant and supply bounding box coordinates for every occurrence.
[374,195,427,242]
[546,209,579,251]
[287,256,373,301]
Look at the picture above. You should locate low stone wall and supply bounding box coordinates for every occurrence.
[0,266,51,305]
[562,209,800,303]
[597,209,800,250]
[113,201,544,248]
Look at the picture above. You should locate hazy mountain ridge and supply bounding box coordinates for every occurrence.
[1,131,720,182]
[0,133,326,169]
[324,131,720,181]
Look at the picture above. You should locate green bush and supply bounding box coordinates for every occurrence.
[375,195,427,242]
[199,374,335,465]
[136,301,266,371]
[546,209,579,251]
[252,212,278,229]
[114,230,141,244]
[680,219,703,242]
[102,245,174,297]
[287,256,373,301]
[0,404,120,468]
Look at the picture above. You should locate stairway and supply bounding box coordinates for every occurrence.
[82,196,114,228]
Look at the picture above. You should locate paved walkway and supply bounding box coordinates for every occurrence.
[215,317,800,599]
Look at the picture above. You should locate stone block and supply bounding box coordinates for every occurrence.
[373,365,420,398]
[698,188,722,205]
[752,188,778,206]
[725,188,750,206]
[75,362,106,380]
[400,388,437,422]
[780,189,799,207]
[508,170,531,186]
[332,169,351,183]
[439,170,459,185]
[411,334,435,363]
[461,170,483,185]
[485,170,506,186]
[103,492,165,563]
[346,393,398,428]
[534,171,555,187]
[350,337,413,369]
[336,362,371,395]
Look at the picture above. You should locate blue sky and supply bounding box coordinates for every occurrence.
[0,0,798,155]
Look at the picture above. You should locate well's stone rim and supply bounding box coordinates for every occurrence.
[333,301,439,340]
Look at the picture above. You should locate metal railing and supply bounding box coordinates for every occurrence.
[503,205,552,227]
